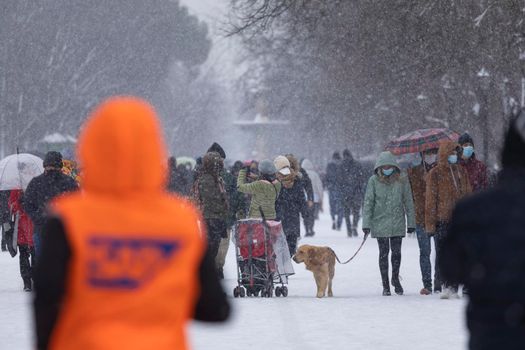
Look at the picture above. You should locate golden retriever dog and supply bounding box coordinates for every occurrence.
[293,244,336,298]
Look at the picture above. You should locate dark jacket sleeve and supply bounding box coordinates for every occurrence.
[193,247,231,322]
[23,179,45,226]
[33,217,70,350]
[301,169,314,202]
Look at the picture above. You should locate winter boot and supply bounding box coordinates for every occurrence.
[381,273,391,296]
[23,278,32,292]
[420,287,432,295]
[391,277,404,295]
[332,221,336,230]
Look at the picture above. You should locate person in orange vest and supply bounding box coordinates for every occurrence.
[33,97,230,350]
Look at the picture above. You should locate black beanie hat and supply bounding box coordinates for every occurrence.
[502,111,525,168]
[458,133,474,146]
[43,151,63,168]
[207,142,226,159]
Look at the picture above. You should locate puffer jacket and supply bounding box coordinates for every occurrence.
[425,141,472,233]
[8,190,33,246]
[362,152,416,238]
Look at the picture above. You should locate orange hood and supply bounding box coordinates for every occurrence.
[437,140,461,167]
[77,97,167,195]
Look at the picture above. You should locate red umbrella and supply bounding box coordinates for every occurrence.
[385,128,460,155]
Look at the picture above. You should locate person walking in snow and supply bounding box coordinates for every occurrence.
[325,152,344,230]
[408,148,440,295]
[194,151,229,262]
[8,189,35,291]
[339,149,365,237]
[274,155,306,256]
[23,151,79,258]
[440,112,525,350]
[301,159,323,236]
[458,133,489,192]
[362,151,416,296]
[33,97,229,350]
[425,141,471,299]
[237,159,281,220]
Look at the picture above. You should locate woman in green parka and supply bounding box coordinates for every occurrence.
[362,151,416,296]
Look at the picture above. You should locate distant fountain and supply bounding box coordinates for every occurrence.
[233,99,289,159]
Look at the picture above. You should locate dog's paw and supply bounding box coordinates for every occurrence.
[316,292,325,298]
[328,291,333,297]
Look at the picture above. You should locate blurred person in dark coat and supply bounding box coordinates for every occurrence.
[440,111,525,350]
[23,151,79,257]
[325,152,343,230]
[339,149,365,237]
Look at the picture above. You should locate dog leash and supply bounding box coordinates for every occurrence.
[330,235,368,264]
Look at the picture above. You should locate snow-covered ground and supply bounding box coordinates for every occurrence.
[0,198,468,349]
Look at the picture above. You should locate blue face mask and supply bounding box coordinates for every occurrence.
[382,168,394,176]
[448,155,458,164]
[462,146,474,159]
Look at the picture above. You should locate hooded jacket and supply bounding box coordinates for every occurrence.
[33,97,229,350]
[425,141,472,233]
[362,152,415,238]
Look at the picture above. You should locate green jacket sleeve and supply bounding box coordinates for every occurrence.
[362,176,375,229]
[237,168,258,194]
[402,176,416,229]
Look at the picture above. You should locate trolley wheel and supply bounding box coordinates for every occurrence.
[240,287,246,298]
[281,286,288,297]
[275,286,282,297]
[233,286,241,298]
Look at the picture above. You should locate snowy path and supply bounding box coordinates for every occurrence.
[0,205,468,349]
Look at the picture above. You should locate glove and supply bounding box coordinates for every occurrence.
[407,227,416,234]
[2,222,11,232]
[427,231,435,237]
[362,228,371,237]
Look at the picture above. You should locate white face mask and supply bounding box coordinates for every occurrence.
[424,154,437,164]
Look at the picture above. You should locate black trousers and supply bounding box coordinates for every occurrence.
[343,199,361,234]
[377,237,402,288]
[303,203,320,234]
[205,219,227,261]
[434,221,458,292]
[19,245,35,282]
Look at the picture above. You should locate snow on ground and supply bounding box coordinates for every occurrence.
[0,198,468,350]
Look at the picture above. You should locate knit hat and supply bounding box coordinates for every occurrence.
[458,133,474,146]
[43,151,63,168]
[274,155,291,175]
[207,142,226,159]
[258,159,277,175]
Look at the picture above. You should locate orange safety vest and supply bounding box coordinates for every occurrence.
[48,97,206,350]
